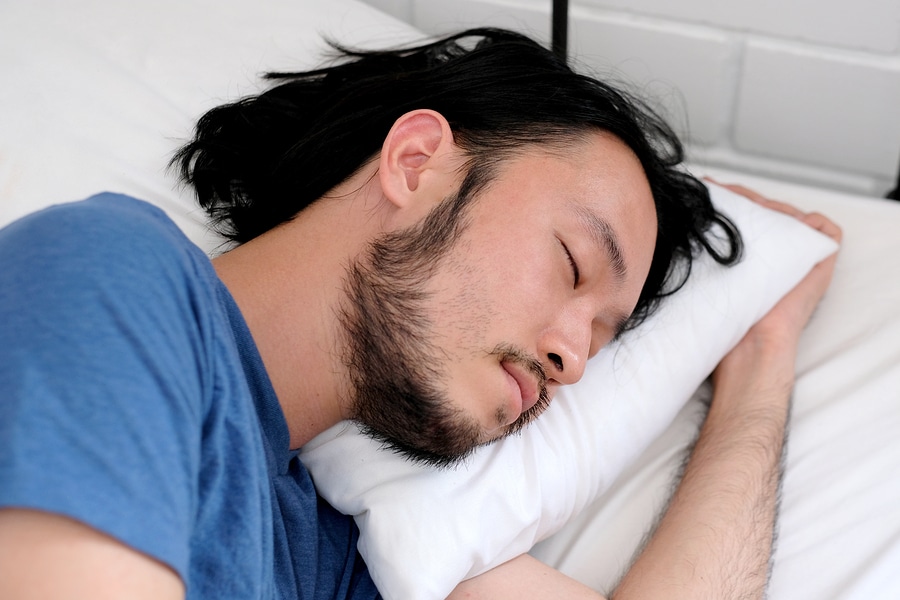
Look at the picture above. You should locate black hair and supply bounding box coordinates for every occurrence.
[172,27,742,329]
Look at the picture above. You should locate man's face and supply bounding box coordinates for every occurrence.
[342,131,657,466]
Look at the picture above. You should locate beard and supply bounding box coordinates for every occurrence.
[338,182,550,468]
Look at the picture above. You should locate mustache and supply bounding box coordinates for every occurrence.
[490,344,551,436]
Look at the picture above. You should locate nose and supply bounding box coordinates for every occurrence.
[538,311,592,386]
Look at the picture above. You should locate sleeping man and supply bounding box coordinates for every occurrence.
[0,28,839,599]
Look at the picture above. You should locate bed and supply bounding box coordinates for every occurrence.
[3,1,898,599]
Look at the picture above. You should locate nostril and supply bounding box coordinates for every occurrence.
[547,353,564,372]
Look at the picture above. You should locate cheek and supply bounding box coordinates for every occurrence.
[427,229,562,354]
[433,265,501,353]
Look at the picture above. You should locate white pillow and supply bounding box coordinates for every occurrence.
[299,182,840,600]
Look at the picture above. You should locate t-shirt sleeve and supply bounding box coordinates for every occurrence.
[0,194,211,580]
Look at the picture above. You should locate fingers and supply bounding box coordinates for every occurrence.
[709,180,804,217]
[801,211,843,244]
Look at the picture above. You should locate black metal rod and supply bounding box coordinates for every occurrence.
[552,0,569,62]
[887,153,900,200]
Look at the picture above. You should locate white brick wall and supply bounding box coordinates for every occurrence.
[576,0,900,54]
[361,0,900,197]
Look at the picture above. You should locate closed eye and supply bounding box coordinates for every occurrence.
[561,240,580,287]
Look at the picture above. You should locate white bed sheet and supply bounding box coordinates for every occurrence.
[2,1,899,598]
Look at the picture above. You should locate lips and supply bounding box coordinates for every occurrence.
[502,360,540,416]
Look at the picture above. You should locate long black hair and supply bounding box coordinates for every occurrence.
[172,27,741,329]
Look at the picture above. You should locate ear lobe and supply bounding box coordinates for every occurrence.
[379,110,456,209]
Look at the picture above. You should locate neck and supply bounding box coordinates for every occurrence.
[212,167,382,449]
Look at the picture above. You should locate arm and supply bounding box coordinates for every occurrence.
[616,190,840,598]
[0,509,184,600]
[450,186,841,600]
[613,328,793,598]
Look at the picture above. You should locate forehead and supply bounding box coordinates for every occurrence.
[488,131,654,220]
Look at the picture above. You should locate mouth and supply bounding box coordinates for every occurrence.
[501,360,540,417]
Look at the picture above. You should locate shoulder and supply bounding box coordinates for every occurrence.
[2,192,173,235]
[0,193,218,321]
[0,193,204,270]
[0,193,225,419]
[0,192,221,404]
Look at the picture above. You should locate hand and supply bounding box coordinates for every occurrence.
[712,182,842,395]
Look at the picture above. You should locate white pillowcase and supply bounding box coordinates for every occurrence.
[299,182,839,600]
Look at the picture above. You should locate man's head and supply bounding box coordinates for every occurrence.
[174,28,741,464]
[341,111,657,465]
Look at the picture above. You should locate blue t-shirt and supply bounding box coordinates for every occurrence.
[0,194,379,599]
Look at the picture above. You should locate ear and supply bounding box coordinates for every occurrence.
[378,110,458,212]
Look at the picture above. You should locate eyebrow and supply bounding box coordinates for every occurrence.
[573,205,628,282]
